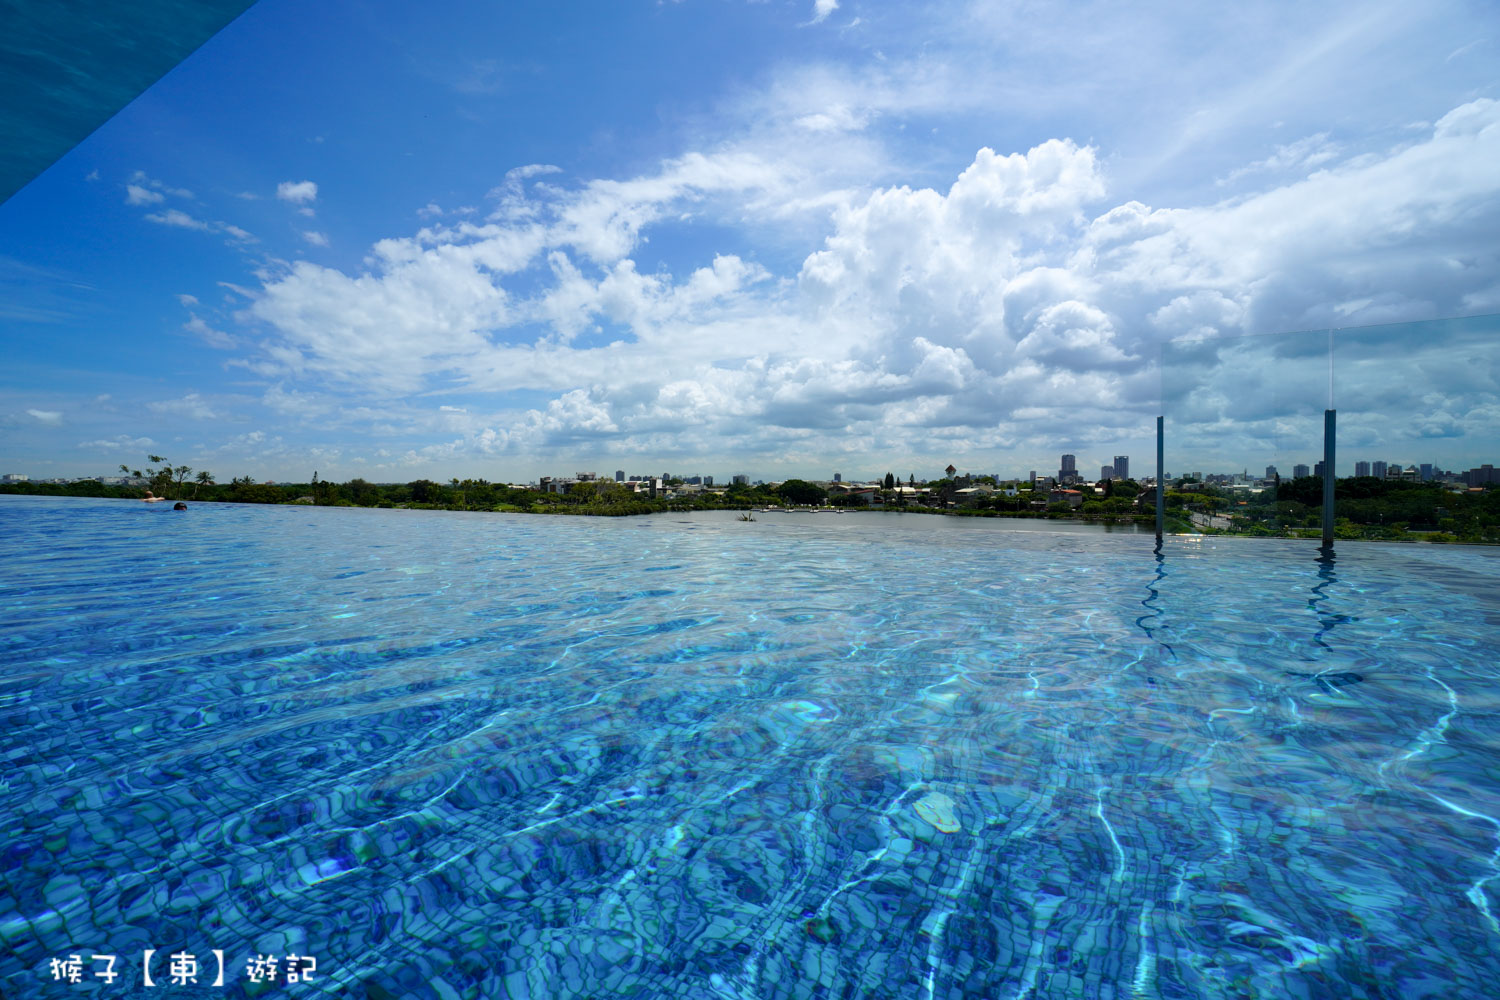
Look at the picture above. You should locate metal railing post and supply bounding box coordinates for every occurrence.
[1322,408,1336,547]
[1155,415,1165,541]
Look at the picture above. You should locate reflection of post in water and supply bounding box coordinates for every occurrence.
[1308,543,1354,648]
[1134,540,1176,660]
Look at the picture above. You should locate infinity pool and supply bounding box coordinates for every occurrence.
[2,495,1498,998]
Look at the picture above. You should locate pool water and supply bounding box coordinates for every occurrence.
[2,495,1499,998]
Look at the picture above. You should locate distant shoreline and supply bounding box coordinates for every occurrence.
[7,487,1496,544]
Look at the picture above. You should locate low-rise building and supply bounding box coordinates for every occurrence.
[1049,488,1083,510]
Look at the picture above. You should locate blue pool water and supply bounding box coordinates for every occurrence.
[2,495,1499,998]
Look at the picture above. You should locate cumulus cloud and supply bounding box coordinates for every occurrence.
[809,0,838,24]
[26,409,62,424]
[228,98,1500,472]
[277,180,318,204]
[302,230,330,247]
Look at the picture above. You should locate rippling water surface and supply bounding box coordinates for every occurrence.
[3,495,1499,998]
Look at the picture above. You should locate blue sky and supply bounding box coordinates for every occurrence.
[2,0,1498,483]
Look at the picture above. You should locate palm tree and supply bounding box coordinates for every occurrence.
[194,470,215,498]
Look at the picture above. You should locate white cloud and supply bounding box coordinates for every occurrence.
[277,180,319,204]
[78,434,156,451]
[1219,132,1341,186]
[143,209,255,244]
[26,409,63,424]
[184,315,237,350]
[126,184,165,205]
[146,209,212,231]
[129,172,193,199]
[809,0,838,24]
[302,231,330,247]
[177,293,199,307]
[227,98,1500,473]
[148,393,221,420]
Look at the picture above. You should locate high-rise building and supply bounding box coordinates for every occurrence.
[1420,463,1433,481]
[1385,459,1403,479]
[704,476,714,486]
[1265,465,1278,480]
[615,470,625,482]
[1293,463,1310,479]
[1100,465,1115,481]
[1112,455,1129,481]
[1371,460,1388,479]
[1059,454,1077,482]
[833,472,841,483]
[1314,460,1327,479]
[1029,470,1037,483]
[731,474,748,485]
[1354,461,1371,477]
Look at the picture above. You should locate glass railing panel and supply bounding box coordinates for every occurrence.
[1331,314,1500,542]
[1161,328,1332,536]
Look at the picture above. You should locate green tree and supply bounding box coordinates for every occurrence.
[194,470,215,498]
[884,471,896,489]
[775,479,829,505]
[344,478,379,504]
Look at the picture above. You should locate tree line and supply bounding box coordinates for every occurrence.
[3,464,1491,540]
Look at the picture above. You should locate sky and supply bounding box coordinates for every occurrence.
[2,0,1498,484]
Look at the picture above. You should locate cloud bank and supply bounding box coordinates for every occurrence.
[218,98,1500,476]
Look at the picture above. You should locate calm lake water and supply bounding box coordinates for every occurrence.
[2,495,1499,998]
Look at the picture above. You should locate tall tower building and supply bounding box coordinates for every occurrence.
[615,470,625,482]
[1112,455,1129,481]
[1372,460,1387,479]
[1100,465,1115,481]
[1059,454,1076,481]
[1354,461,1370,477]
[1293,463,1310,479]
[833,472,841,483]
